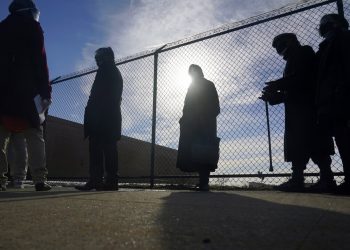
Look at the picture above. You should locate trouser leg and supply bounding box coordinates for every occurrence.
[291,159,307,181]
[24,126,47,184]
[334,125,350,183]
[0,126,11,185]
[199,170,210,187]
[311,154,333,181]
[89,137,104,184]
[103,140,118,184]
[8,133,28,181]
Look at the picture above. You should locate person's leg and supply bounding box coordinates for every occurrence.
[103,139,118,190]
[8,133,28,187]
[24,126,50,191]
[334,124,350,192]
[313,154,334,181]
[75,136,104,191]
[89,136,104,185]
[0,126,11,190]
[198,169,210,191]
[275,159,307,192]
[308,154,336,192]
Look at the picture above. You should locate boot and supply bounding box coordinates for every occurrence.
[35,182,52,191]
[307,178,337,193]
[307,167,336,193]
[75,181,103,191]
[336,181,350,195]
[274,169,304,192]
[103,179,119,191]
[0,183,6,191]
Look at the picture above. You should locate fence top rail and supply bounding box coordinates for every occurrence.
[52,0,336,84]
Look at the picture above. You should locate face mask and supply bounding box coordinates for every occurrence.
[277,47,288,57]
[32,8,40,22]
[275,42,289,57]
[15,8,40,22]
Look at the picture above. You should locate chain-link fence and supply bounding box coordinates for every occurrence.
[49,0,348,188]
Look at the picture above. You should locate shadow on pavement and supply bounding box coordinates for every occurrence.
[0,188,111,202]
[158,191,350,250]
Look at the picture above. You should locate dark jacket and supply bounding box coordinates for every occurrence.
[316,30,350,124]
[0,14,51,127]
[176,77,220,172]
[84,63,123,141]
[268,45,334,162]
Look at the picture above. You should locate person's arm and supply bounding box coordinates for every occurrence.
[32,23,51,100]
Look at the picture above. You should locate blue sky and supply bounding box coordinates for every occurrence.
[0,0,128,77]
[0,0,301,78]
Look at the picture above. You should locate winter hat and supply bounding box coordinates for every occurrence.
[9,0,37,13]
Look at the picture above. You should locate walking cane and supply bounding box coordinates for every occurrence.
[265,101,273,172]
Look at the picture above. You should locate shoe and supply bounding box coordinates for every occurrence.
[198,184,210,192]
[335,182,350,195]
[103,184,119,191]
[75,181,103,191]
[274,178,304,192]
[103,179,119,191]
[306,179,337,193]
[12,179,24,189]
[35,182,52,191]
[0,183,6,191]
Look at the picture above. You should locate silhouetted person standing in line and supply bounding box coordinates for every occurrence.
[0,0,51,191]
[76,47,123,191]
[261,33,335,192]
[316,14,350,194]
[177,65,220,191]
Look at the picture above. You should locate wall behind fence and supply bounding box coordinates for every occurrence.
[49,0,347,187]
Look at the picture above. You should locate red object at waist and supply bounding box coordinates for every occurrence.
[0,116,30,133]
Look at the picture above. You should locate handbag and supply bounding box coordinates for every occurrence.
[191,137,220,165]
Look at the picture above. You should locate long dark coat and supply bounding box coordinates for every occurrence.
[0,14,51,128]
[316,30,350,125]
[84,63,123,141]
[176,77,220,172]
[268,45,334,162]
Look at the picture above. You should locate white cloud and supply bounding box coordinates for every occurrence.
[76,0,301,68]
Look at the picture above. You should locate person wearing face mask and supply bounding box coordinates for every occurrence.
[176,64,220,191]
[316,14,350,194]
[0,0,51,191]
[75,47,123,191]
[261,33,335,192]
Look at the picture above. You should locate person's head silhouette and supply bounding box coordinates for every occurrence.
[188,64,204,81]
[95,47,115,67]
[319,14,349,37]
[272,33,300,59]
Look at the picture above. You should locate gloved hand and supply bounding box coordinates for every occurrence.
[259,90,275,102]
[263,81,279,92]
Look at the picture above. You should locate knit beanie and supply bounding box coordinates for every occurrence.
[9,0,36,13]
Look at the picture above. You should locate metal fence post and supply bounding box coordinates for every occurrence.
[336,0,344,17]
[150,53,159,189]
[150,45,166,189]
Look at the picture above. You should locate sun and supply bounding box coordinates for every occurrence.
[174,68,192,92]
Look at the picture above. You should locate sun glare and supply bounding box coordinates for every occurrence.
[174,69,192,92]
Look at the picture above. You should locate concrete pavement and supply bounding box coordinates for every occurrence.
[0,187,349,250]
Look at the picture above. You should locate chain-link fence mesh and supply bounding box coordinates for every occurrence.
[49,0,347,188]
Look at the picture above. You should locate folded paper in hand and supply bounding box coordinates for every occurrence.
[34,95,50,124]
